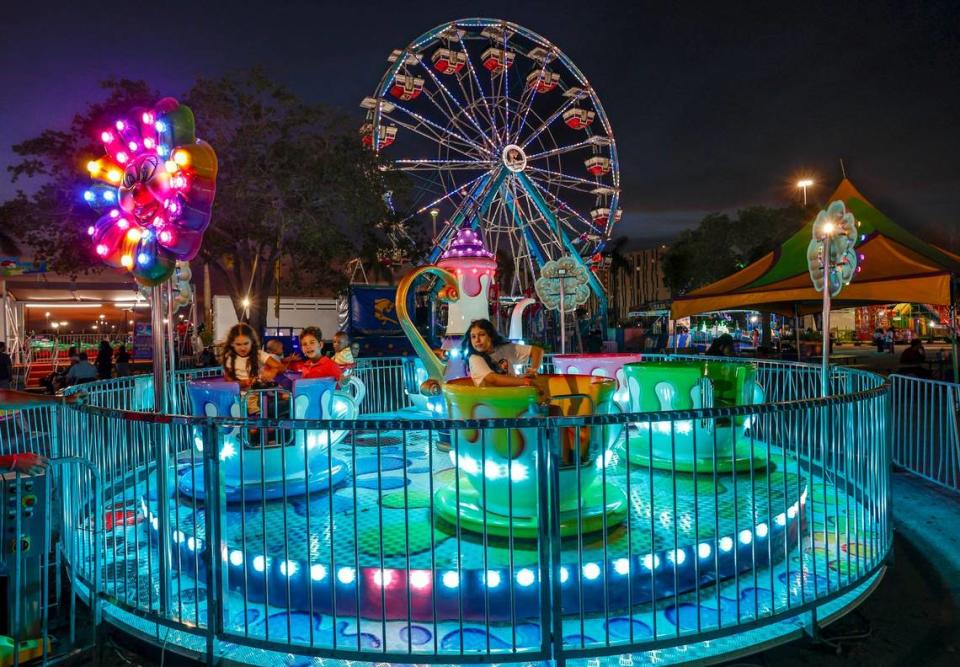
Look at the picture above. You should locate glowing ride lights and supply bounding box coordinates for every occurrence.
[436,227,497,338]
[81,97,218,286]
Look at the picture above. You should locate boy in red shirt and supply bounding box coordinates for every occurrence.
[289,327,343,383]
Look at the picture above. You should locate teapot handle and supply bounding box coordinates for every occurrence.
[396,265,460,383]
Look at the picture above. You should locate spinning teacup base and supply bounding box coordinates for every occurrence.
[433,477,628,539]
[177,457,348,503]
[623,436,770,474]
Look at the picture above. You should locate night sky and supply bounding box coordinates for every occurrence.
[3,0,958,245]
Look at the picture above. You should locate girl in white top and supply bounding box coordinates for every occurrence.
[463,319,545,390]
[221,324,286,417]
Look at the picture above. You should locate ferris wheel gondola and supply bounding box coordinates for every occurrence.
[361,18,621,319]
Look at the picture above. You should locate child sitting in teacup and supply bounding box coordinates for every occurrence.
[331,331,355,366]
[221,323,286,415]
[462,319,546,395]
[288,327,344,383]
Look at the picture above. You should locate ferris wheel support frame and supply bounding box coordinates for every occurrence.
[503,188,546,266]
[425,165,609,331]
[427,167,509,264]
[516,171,608,328]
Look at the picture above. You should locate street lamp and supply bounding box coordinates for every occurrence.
[797,179,814,206]
[429,208,440,239]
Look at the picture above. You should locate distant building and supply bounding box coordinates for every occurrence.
[601,245,670,323]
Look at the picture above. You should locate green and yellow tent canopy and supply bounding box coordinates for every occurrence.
[671,179,960,318]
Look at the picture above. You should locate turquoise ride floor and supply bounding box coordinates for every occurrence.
[88,423,878,657]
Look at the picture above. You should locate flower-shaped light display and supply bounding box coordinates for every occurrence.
[83,97,217,286]
[806,200,860,297]
[535,256,591,312]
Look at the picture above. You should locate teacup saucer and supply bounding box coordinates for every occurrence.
[433,477,628,539]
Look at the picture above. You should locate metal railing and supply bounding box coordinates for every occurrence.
[0,403,102,665]
[891,374,960,494]
[3,357,887,665]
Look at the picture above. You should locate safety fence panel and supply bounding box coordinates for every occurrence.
[891,374,960,494]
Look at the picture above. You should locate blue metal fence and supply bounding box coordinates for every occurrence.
[891,374,960,494]
[2,357,893,665]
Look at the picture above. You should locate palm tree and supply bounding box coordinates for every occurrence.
[605,236,631,323]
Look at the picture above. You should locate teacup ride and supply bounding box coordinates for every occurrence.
[435,374,627,538]
[178,375,357,502]
[552,352,642,410]
[622,360,768,473]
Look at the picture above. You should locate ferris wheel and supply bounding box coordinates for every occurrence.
[361,18,621,313]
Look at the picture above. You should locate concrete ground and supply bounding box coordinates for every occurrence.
[730,473,960,667]
[815,341,954,379]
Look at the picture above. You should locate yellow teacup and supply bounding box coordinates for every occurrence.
[442,374,618,518]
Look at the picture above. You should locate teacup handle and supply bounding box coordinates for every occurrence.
[601,399,625,450]
[331,390,359,421]
[339,374,366,407]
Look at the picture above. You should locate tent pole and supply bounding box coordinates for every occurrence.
[794,304,801,362]
[951,276,958,383]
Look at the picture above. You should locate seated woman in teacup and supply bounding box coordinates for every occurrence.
[462,319,547,398]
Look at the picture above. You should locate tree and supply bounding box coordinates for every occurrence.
[0,198,25,255]
[4,79,159,276]
[661,204,812,344]
[603,235,631,324]
[183,69,397,333]
[662,205,810,295]
[1,72,400,335]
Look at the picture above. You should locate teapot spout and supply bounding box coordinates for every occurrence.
[396,265,460,383]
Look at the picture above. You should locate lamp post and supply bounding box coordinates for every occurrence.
[429,208,440,240]
[797,179,814,206]
[818,221,835,397]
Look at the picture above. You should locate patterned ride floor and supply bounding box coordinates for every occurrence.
[87,427,879,659]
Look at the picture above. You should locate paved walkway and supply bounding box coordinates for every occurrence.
[891,470,960,605]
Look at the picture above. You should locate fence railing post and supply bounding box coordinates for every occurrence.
[155,420,173,618]
[537,416,564,665]
[201,421,226,664]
